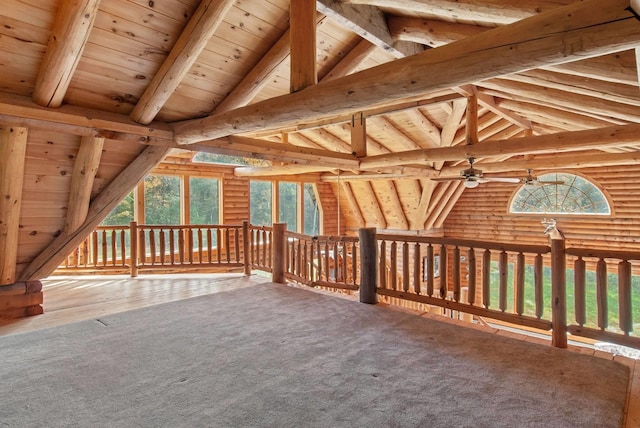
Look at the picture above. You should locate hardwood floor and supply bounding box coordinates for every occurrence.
[0,273,268,337]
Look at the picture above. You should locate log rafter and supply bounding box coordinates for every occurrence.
[173,0,640,145]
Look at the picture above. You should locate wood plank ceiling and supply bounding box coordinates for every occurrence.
[1,0,640,280]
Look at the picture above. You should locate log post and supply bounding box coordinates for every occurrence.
[242,221,251,276]
[550,238,567,348]
[129,221,138,278]
[272,223,286,284]
[359,227,377,304]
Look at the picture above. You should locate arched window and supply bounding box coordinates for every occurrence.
[509,173,611,215]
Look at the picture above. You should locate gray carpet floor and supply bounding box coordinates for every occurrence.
[0,282,630,427]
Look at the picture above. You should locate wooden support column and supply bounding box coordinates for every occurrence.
[551,238,567,348]
[0,126,42,318]
[64,136,105,234]
[272,223,286,284]
[351,112,367,157]
[0,126,27,285]
[466,94,478,145]
[290,0,317,93]
[359,227,377,304]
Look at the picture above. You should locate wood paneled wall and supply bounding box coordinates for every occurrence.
[444,165,640,251]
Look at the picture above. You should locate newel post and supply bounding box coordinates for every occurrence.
[550,238,567,348]
[272,223,286,284]
[242,221,251,276]
[359,227,378,304]
[129,221,138,278]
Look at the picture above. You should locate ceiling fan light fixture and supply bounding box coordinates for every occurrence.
[464,178,479,189]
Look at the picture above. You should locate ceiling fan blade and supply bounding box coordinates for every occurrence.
[537,180,565,185]
[431,177,465,182]
[484,177,521,184]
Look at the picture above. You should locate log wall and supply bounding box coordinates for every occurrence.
[444,165,640,251]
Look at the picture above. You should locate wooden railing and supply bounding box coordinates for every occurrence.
[248,224,273,273]
[564,247,640,349]
[58,221,250,275]
[61,225,130,273]
[372,232,555,334]
[58,222,640,349]
[132,222,246,274]
[283,230,359,291]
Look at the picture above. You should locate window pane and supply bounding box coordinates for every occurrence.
[190,177,219,224]
[510,173,610,215]
[303,183,320,235]
[144,175,181,225]
[279,182,297,231]
[250,181,272,226]
[101,191,134,225]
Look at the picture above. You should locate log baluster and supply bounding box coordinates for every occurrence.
[498,250,508,312]
[467,248,476,305]
[413,243,421,295]
[574,257,586,326]
[439,244,447,299]
[534,253,544,319]
[452,246,460,302]
[149,230,156,266]
[515,252,525,315]
[101,229,107,266]
[482,249,491,308]
[159,229,166,265]
[225,228,231,263]
[402,242,410,293]
[379,241,387,290]
[426,244,434,297]
[390,241,397,291]
[619,260,632,335]
[596,258,608,330]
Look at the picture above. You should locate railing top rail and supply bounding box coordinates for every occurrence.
[376,233,551,254]
[249,224,273,232]
[283,231,359,243]
[566,247,640,261]
[95,225,130,231]
[137,224,243,230]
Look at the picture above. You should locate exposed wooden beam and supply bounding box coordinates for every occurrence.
[341,182,365,227]
[316,0,423,58]
[359,182,387,228]
[465,94,479,145]
[19,144,172,281]
[415,180,436,229]
[290,0,318,92]
[456,86,532,130]
[174,0,640,144]
[0,127,27,285]
[64,136,105,234]
[376,180,410,230]
[188,135,359,168]
[130,0,235,124]
[547,50,639,86]
[403,110,441,148]
[33,0,101,107]
[344,0,574,24]
[351,112,367,157]
[434,98,466,170]
[389,16,487,47]
[360,124,640,168]
[479,79,640,123]
[321,39,377,82]
[0,93,174,145]
[234,165,336,177]
[432,183,466,229]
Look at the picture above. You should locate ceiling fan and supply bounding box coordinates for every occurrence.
[432,158,521,188]
[521,170,565,187]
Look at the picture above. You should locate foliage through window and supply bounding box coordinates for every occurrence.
[102,191,134,226]
[250,181,273,226]
[303,183,320,235]
[144,175,181,224]
[510,173,610,215]
[190,177,220,225]
[279,182,297,232]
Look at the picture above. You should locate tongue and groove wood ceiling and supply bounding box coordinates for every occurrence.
[2,0,640,242]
